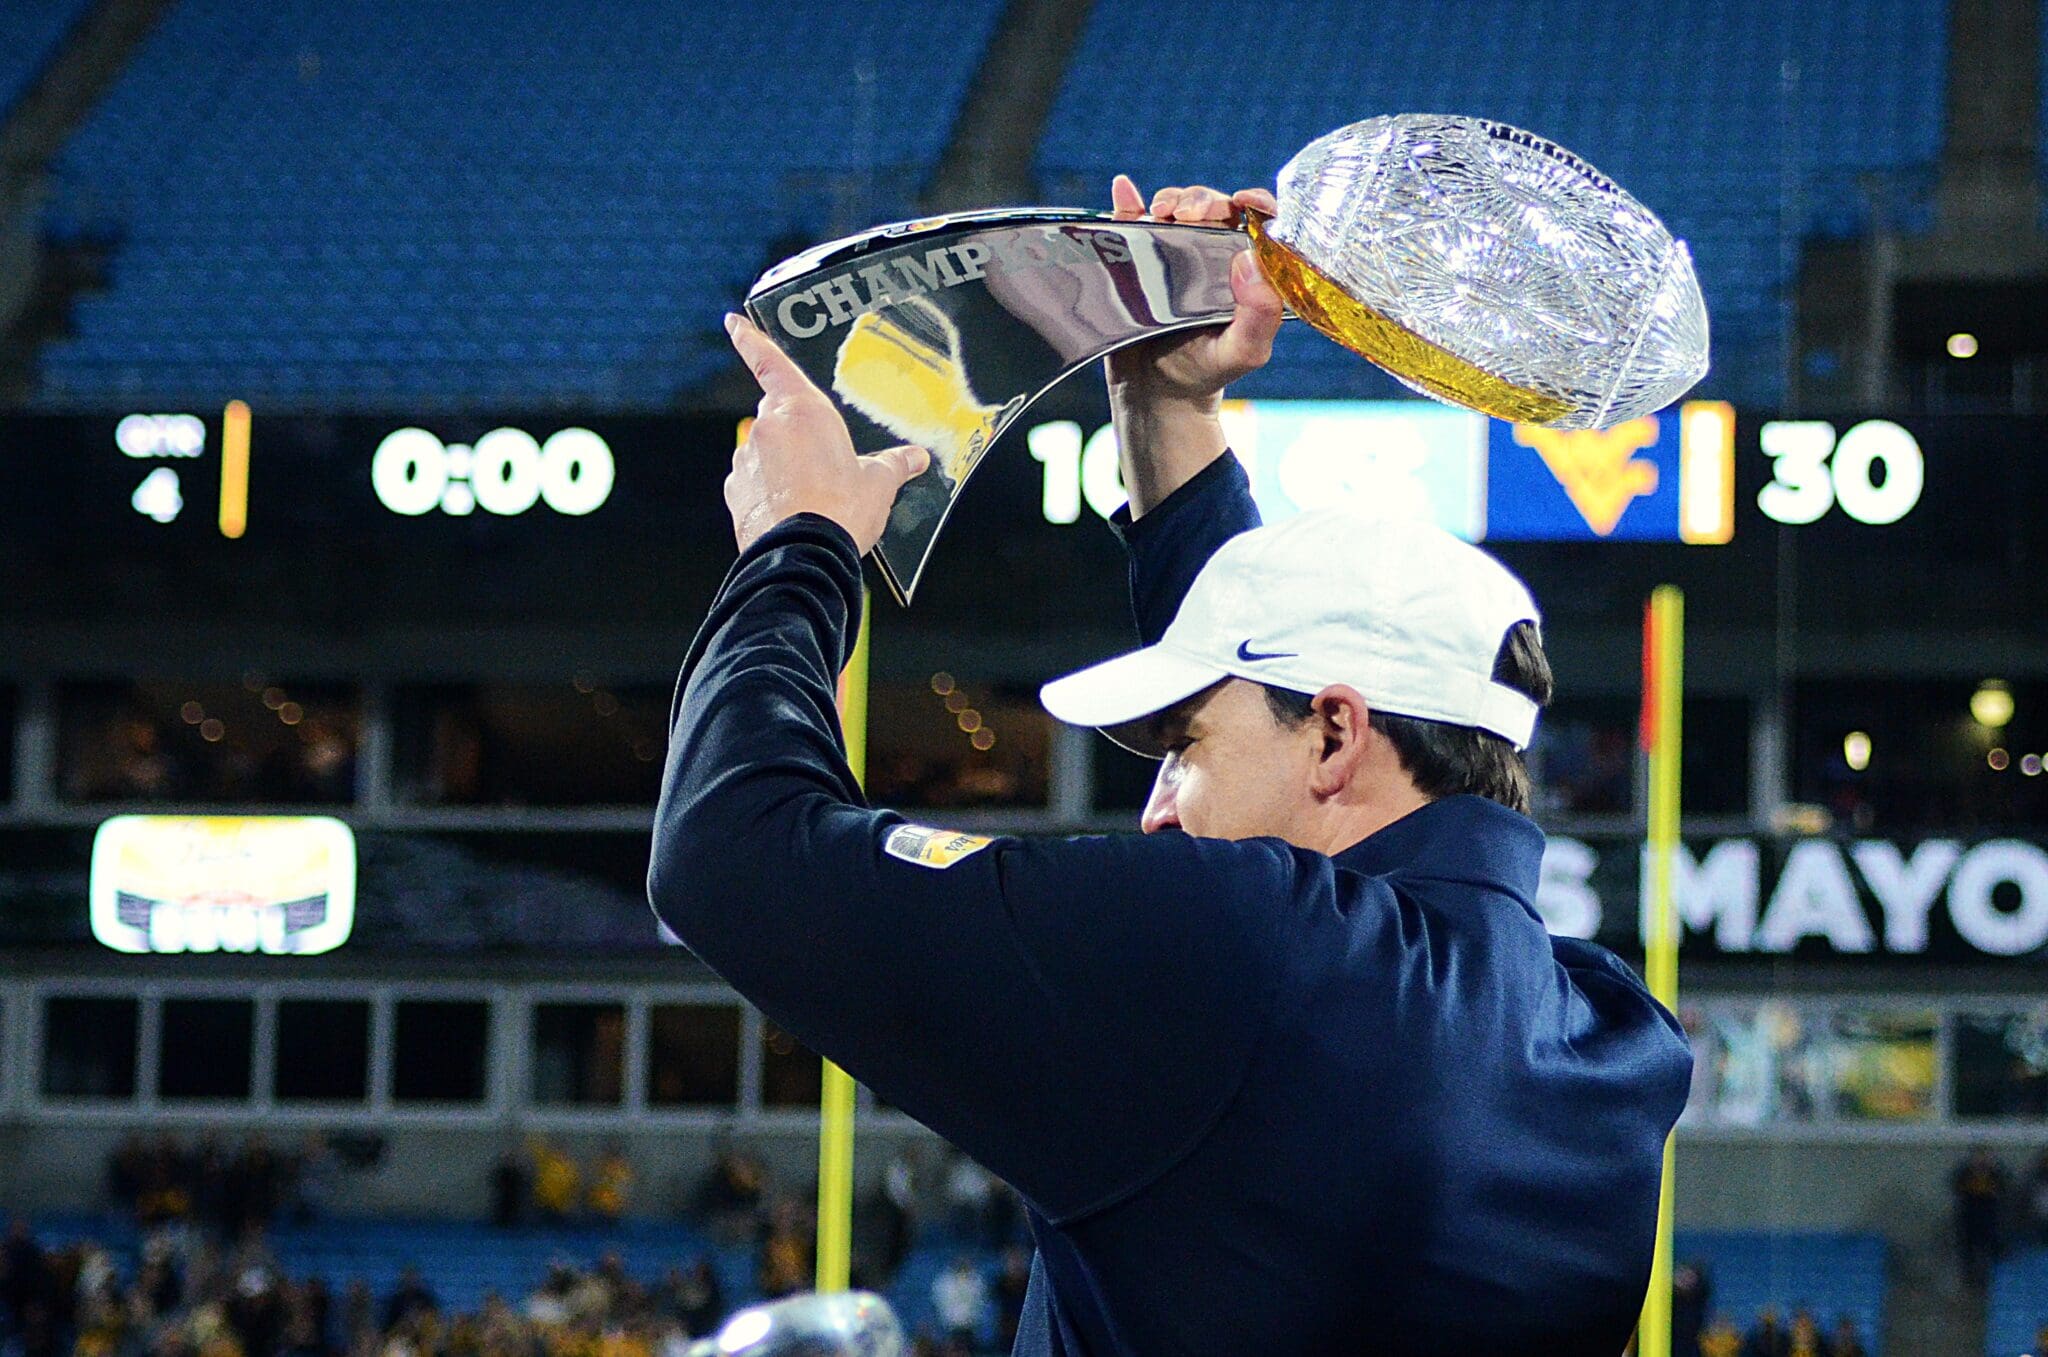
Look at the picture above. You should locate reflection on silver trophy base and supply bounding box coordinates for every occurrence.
[683,1291,904,1357]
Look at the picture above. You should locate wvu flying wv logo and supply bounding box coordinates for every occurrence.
[1511,417,1660,536]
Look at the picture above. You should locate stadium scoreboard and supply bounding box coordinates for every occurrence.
[14,399,1935,554]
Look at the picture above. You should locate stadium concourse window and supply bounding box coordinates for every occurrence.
[865,678,1050,810]
[1678,1001,1822,1126]
[394,683,668,805]
[392,999,490,1104]
[158,998,254,1100]
[1529,697,1636,818]
[647,1004,742,1108]
[1680,1002,1941,1125]
[1827,1009,1937,1122]
[55,679,358,803]
[273,999,371,1102]
[531,1002,626,1106]
[1793,677,2048,831]
[760,1019,824,1108]
[40,996,139,1098]
[1953,1009,2048,1119]
[1682,696,1750,818]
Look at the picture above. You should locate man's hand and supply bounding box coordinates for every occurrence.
[1103,175,1285,517]
[1105,176,1285,403]
[723,312,929,555]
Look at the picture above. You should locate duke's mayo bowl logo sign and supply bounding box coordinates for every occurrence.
[1537,834,2048,959]
[90,815,357,956]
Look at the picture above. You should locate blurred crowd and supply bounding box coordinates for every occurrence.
[1669,1261,1869,1357]
[0,1220,727,1357]
[16,1128,1942,1357]
[491,1142,637,1228]
[0,1132,1035,1357]
[33,1127,2027,1357]
[105,1134,341,1236]
[1951,1145,2048,1290]
[688,1142,1030,1353]
[18,1128,1976,1357]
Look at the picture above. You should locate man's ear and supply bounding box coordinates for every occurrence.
[1306,684,1373,797]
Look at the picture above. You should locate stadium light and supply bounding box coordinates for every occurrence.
[1947,332,1979,359]
[1971,680,2015,729]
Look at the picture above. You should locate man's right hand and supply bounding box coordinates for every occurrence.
[1103,174,1285,517]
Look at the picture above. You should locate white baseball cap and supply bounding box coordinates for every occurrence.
[1039,509,1543,753]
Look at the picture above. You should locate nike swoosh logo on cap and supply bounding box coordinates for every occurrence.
[1235,640,1297,662]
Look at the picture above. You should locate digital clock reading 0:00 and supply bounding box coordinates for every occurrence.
[370,426,616,517]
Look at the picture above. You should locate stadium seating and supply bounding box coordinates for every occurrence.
[1036,0,1949,405]
[1987,1245,2048,1357]
[23,1213,1004,1347]
[1675,1229,1889,1355]
[25,0,1952,411]
[32,1212,759,1319]
[263,1221,1016,1344]
[265,1218,757,1317]
[0,0,89,119]
[30,1213,1890,1350]
[35,0,1003,409]
[25,1211,1012,1344]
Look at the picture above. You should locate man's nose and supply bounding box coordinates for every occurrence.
[1140,769,1180,834]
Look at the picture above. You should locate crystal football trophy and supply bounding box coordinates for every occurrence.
[682,1292,904,1357]
[744,113,1710,602]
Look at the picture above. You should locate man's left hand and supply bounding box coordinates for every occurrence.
[1105,176,1284,407]
[1101,176,1284,517]
[723,312,929,554]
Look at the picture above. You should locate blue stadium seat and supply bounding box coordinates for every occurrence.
[1036,0,1949,407]
[31,1213,760,1321]
[262,1217,739,1315]
[0,0,90,120]
[36,0,1004,409]
[1987,1245,2048,1357]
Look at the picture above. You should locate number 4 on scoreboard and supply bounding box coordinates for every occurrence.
[130,466,183,523]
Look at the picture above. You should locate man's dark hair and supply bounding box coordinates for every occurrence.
[1261,621,1553,815]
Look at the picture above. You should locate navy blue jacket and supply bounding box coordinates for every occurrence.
[650,453,1692,1355]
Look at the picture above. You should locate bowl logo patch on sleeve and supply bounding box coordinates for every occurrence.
[884,823,994,870]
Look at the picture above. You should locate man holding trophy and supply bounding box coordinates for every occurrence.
[656,118,1705,1354]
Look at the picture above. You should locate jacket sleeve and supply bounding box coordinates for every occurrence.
[1106,450,1263,644]
[648,514,1319,1222]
